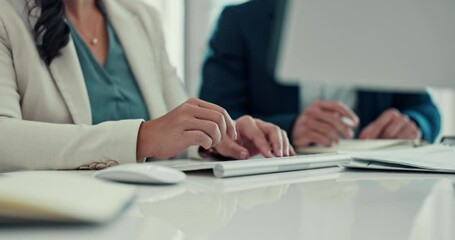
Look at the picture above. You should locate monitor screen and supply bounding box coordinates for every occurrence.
[273,0,455,91]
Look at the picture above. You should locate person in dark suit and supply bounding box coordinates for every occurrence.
[200,0,441,148]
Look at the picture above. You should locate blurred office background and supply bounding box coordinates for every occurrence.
[146,0,454,139]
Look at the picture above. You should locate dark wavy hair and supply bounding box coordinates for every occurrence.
[30,0,70,65]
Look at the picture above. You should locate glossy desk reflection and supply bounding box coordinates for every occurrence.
[1,168,455,240]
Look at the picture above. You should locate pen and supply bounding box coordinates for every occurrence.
[341,116,355,127]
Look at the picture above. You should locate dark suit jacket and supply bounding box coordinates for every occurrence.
[199,0,441,142]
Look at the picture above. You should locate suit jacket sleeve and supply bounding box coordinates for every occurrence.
[199,7,298,134]
[394,92,441,142]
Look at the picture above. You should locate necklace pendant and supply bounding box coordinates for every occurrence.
[91,38,99,45]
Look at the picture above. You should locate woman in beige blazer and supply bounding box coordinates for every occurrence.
[0,0,294,172]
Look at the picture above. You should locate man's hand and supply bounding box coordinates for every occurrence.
[359,108,421,140]
[292,100,359,148]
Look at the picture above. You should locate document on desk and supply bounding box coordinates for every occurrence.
[298,139,417,154]
[0,171,137,223]
[153,154,351,178]
[342,144,455,173]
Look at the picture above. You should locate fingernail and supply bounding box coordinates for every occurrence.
[232,121,238,140]
[233,130,238,140]
[240,151,248,160]
[280,149,283,157]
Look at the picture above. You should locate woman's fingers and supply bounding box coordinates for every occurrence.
[213,116,293,159]
[249,131,274,158]
[237,116,273,158]
[185,118,223,147]
[289,144,296,156]
[140,98,241,160]
[257,120,284,157]
[182,130,213,150]
[281,130,291,157]
[187,98,237,140]
[215,137,250,160]
[190,105,227,140]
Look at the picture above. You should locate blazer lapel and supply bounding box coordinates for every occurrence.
[13,0,92,124]
[103,0,167,119]
[48,41,92,125]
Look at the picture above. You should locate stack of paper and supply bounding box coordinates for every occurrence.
[342,144,455,173]
[298,139,417,154]
[0,171,137,223]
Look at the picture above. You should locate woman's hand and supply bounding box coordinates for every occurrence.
[136,98,237,160]
[213,116,296,159]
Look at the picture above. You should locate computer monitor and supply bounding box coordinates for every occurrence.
[273,0,455,91]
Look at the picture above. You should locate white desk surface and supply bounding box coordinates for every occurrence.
[1,167,455,240]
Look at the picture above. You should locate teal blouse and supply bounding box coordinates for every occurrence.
[68,14,150,125]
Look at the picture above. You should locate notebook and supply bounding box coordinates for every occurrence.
[152,154,351,178]
[0,171,137,223]
[298,139,418,154]
[341,144,455,173]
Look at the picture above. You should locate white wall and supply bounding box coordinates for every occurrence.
[144,0,185,81]
[430,89,455,138]
[184,0,213,96]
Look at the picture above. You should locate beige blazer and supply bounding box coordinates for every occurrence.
[0,0,189,171]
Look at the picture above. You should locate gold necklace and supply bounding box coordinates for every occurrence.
[68,14,103,46]
[88,15,102,46]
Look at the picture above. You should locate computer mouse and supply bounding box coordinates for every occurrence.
[94,163,186,184]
